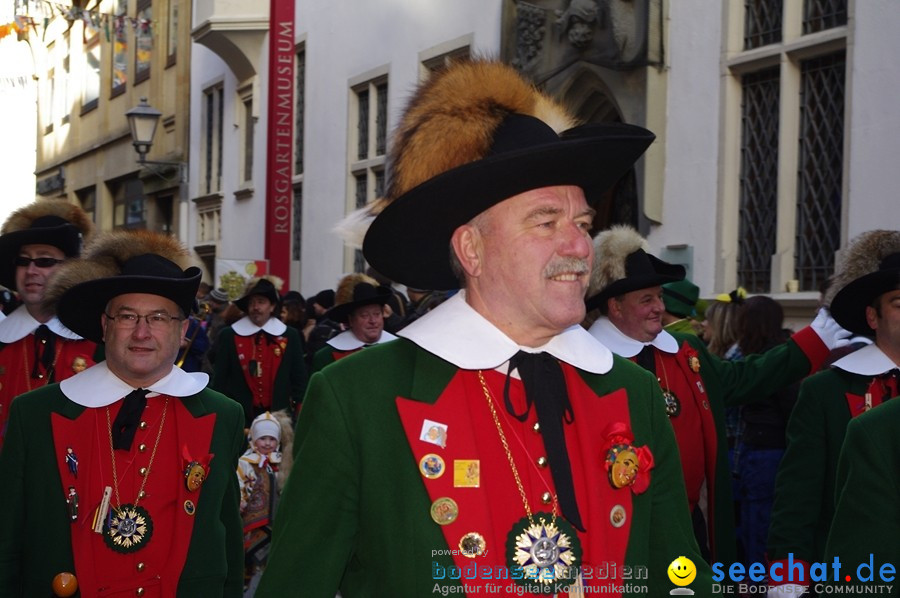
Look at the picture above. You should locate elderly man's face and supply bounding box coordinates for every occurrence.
[247,295,276,327]
[15,244,66,309]
[459,185,594,346]
[102,293,188,388]
[348,304,384,344]
[608,287,666,343]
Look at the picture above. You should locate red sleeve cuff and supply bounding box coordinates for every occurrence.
[767,558,812,586]
[791,327,830,375]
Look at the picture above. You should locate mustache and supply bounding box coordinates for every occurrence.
[543,257,590,278]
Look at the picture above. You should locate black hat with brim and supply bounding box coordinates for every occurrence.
[325,282,392,324]
[585,249,685,312]
[57,253,201,343]
[363,116,656,291]
[235,279,281,313]
[0,216,82,289]
[830,252,900,336]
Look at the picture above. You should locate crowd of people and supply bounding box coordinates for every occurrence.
[0,58,897,598]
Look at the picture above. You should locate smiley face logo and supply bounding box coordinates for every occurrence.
[667,556,696,586]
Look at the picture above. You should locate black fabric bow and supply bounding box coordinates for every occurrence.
[112,388,150,450]
[255,330,276,346]
[502,351,584,532]
[634,344,656,377]
[32,324,57,381]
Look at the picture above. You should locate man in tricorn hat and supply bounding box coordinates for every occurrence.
[583,225,850,567]
[0,200,97,449]
[823,241,900,587]
[768,230,900,596]
[310,273,397,372]
[259,59,712,596]
[211,276,307,426]
[0,230,245,597]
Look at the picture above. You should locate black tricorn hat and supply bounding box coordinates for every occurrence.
[234,278,282,313]
[353,60,654,292]
[830,252,900,336]
[585,226,685,312]
[0,201,92,289]
[46,231,201,343]
[325,282,391,325]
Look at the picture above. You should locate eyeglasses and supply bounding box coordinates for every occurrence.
[104,312,184,330]
[14,256,64,268]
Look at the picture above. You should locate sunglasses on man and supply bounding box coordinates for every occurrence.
[14,256,65,268]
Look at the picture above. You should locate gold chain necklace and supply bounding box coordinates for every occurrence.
[476,370,580,589]
[101,396,168,553]
[477,370,556,521]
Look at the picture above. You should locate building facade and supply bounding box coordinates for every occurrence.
[22,0,900,318]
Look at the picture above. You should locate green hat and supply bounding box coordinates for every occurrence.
[662,279,699,318]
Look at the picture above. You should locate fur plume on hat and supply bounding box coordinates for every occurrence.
[335,272,378,306]
[588,225,649,298]
[333,58,580,247]
[823,230,900,307]
[244,275,284,294]
[43,230,191,314]
[2,200,93,239]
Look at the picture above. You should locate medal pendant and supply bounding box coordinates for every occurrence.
[103,504,153,553]
[662,390,681,417]
[506,512,581,592]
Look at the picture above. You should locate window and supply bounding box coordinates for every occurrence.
[82,37,101,112]
[202,84,224,195]
[111,0,128,95]
[135,0,152,84]
[726,1,848,293]
[76,186,97,223]
[60,34,70,124]
[166,0,178,66]
[347,73,388,273]
[110,178,145,229]
[239,86,254,183]
[195,195,222,243]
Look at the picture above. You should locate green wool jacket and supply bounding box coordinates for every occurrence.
[668,330,821,566]
[825,396,900,586]
[210,325,307,426]
[0,383,246,597]
[256,338,715,597]
[768,368,881,566]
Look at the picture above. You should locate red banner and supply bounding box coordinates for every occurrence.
[264,0,295,284]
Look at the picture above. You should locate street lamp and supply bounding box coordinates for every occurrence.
[125,98,189,240]
[125,98,186,182]
[125,97,162,164]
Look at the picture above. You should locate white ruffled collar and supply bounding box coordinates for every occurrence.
[0,305,83,343]
[397,291,612,374]
[587,316,679,358]
[232,315,287,337]
[326,329,397,351]
[60,361,208,407]
[831,343,898,376]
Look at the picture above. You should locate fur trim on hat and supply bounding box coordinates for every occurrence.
[334,58,579,248]
[1,200,92,239]
[335,273,378,306]
[43,230,191,315]
[244,275,284,295]
[823,230,900,307]
[588,225,649,298]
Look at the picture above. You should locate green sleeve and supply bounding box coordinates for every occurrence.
[825,410,900,571]
[222,402,247,596]
[0,397,26,595]
[681,334,813,408]
[767,377,830,563]
[310,345,334,374]
[255,371,357,597]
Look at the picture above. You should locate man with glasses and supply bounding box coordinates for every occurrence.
[0,201,96,449]
[0,230,245,597]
